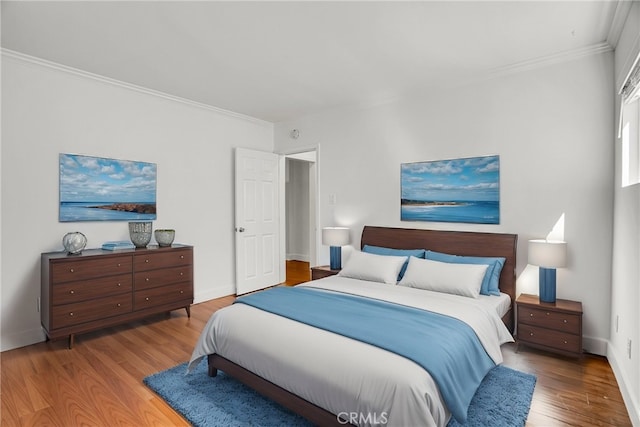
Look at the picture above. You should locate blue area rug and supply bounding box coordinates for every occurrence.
[144,361,536,427]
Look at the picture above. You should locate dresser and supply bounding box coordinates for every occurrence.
[41,245,193,348]
[516,293,583,358]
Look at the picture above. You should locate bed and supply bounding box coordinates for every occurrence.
[188,226,518,426]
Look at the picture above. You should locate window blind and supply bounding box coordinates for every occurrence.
[621,60,640,103]
[618,53,640,138]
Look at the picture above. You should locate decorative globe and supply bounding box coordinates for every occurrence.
[128,221,152,248]
[62,232,87,254]
[154,229,175,247]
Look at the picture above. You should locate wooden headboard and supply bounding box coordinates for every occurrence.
[361,226,518,332]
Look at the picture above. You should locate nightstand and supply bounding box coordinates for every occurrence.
[310,265,340,280]
[516,293,583,358]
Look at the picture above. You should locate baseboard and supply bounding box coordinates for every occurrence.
[0,327,46,352]
[0,287,236,353]
[607,341,640,426]
[286,253,310,262]
[194,284,235,304]
[583,335,608,356]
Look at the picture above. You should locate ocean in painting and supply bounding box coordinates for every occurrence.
[59,202,157,222]
[401,200,499,224]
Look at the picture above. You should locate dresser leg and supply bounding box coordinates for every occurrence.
[185,306,191,318]
[68,334,75,349]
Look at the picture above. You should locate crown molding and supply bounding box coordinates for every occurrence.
[486,42,613,81]
[1,48,272,127]
[345,42,615,115]
[607,0,634,49]
[1,42,615,125]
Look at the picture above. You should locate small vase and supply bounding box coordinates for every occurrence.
[129,222,152,248]
[155,229,175,247]
[62,232,87,254]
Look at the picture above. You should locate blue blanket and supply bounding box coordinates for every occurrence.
[236,286,495,423]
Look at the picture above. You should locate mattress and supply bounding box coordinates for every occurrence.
[477,291,512,318]
[189,276,514,426]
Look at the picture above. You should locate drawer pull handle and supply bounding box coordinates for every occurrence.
[530,313,534,317]
[530,332,534,336]
[69,290,74,294]
[70,268,75,273]
[180,255,184,259]
[117,283,121,287]
[546,312,550,316]
[145,297,150,301]
[180,272,184,276]
[146,278,150,282]
[145,259,149,263]
[69,312,74,316]
[117,303,121,307]
[180,290,184,294]
[117,263,121,267]
[563,319,567,323]
[564,340,568,344]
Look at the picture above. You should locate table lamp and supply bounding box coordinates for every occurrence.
[322,227,350,270]
[528,239,567,303]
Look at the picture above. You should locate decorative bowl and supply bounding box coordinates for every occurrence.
[62,231,87,254]
[128,222,152,248]
[155,229,175,247]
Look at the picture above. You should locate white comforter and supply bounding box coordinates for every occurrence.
[188,277,514,427]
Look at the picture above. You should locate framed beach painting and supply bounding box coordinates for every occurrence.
[401,155,500,224]
[59,153,157,222]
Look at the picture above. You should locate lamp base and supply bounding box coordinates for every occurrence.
[329,246,342,270]
[539,267,557,303]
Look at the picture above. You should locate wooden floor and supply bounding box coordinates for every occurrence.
[1,261,631,426]
[283,259,311,285]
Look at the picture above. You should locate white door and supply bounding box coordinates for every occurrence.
[235,148,280,295]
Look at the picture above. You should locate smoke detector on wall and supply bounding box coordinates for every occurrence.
[289,129,300,139]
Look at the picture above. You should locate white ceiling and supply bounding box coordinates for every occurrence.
[1,1,626,123]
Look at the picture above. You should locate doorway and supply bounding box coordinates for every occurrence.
[284,150,317,284]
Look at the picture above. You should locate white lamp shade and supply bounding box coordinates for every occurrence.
[322,227,350,246]
[528,239,567,268]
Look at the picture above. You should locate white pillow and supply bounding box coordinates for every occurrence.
[398,256,488,298]
[338,251,407,285]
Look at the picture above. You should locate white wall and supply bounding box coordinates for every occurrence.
[611,2,640,424]
[275,52,614,356]
[0,52,274,351]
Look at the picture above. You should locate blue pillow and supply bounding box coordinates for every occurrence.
[362,245,426,281]
[425,250,505,296]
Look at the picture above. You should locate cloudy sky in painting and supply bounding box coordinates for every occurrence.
[59,154,156,203]
[401,155,499,202]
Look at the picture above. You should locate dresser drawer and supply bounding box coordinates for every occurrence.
[518,305,581,334]
[134,282,192,311]
[518,323,581,354]
[134,265,193,290]
[52,274,132,305]
[51,256,132,284]
[134,249,192,272]
[52,294,133,329]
